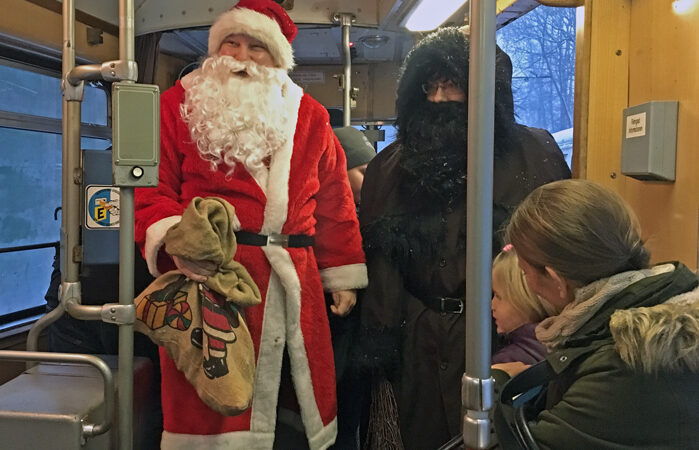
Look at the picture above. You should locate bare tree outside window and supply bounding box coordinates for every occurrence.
[497,6,576,135]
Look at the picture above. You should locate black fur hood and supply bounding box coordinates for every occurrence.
[395,27,515,141]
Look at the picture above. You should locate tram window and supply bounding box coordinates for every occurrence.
[0,58,110,328]
[496,5,576,167]
[351,124,397,153]
[0,64,107,124]
[0,249,55,321]
[82,84,108,126]
[377,125,397,152]
[0,64,61,119]
[82,137,112,150]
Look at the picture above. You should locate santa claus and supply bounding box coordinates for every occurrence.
[134,1,367,448]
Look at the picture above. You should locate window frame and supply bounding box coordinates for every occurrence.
[0,51,111,329]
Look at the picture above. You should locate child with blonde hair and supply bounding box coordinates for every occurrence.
[491,245,555,364]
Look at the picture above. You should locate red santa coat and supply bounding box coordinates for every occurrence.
[135,77,367,449]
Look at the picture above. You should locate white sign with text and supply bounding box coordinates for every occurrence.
[626,112,647,138]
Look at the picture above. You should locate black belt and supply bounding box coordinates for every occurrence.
[420,296,464,314]
[234,231,314,248]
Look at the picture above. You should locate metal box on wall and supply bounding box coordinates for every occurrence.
[112,82,160,187]
[621,101,678,181]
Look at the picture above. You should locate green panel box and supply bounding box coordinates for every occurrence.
[112,82,160,187]
[621,101,678,181]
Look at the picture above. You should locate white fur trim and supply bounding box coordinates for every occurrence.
[144,215,181,277]
[208,8,295,71]
[319,263,368,292]
[310,418,337,450]
[260,79,303,228]
[251,83,335,447]
[160,419,336,450]
[230,210,242,231]
[250,272,286,434]
[247,164,269,197]
[161,430,274,450]
[263,245,336,450]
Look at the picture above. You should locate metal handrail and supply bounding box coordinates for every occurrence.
[55,1,137,448]
[333,12,356,127]
[437,434,464,450]
[0,241,59,254]
[0,350,114,438]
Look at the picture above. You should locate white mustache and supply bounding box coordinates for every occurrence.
[201,56,279,84]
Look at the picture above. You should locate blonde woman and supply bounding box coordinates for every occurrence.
[491,246,556,365]
[496,179,698,449]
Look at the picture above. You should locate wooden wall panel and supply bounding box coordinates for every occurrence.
[583,0,631,188]
[583,0,699,270]
[623,0,699,269]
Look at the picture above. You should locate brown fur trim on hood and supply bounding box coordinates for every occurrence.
[610,285,699,374]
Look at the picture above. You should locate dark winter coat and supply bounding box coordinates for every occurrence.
[500,263,699,449]
[491,323,546,365]
[358,128,570,450]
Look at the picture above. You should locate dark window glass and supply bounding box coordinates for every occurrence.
[0,248,54,318]
[83,83,108,126]
[81,137,112,150]
[0,64,62,118]
[0,64,107,125]
[0,128,62,247]
[0,59,110,324]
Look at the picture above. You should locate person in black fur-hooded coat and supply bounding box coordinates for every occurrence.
[356,27,571,450]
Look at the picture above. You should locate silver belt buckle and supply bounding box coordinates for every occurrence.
[267,233,289,247]
[441,297,464,314]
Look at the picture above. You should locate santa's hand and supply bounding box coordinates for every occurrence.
[330,290,356,317]
[172,255,217,282]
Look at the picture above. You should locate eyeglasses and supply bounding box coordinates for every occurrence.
[421,80,460,96]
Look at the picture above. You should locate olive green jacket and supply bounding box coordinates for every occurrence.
[516,263,698,449]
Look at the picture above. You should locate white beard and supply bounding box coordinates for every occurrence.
[181,56,292,176]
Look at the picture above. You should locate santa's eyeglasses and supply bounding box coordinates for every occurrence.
[421,79,460,96]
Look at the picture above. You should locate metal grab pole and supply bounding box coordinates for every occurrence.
[61,0,82,288]
[33,0,85,366]
[341,16,351,126]
[463,0,496,449]
[334,13,355,127]
[118,190,135,450]
[118,0,136,448]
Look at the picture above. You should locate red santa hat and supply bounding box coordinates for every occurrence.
[208,0,297,71]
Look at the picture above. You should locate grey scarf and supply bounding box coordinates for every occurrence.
[536,263,675,351]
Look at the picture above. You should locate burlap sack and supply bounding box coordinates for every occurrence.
[134,197,261,416]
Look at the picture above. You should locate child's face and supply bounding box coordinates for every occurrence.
[491,272,530,334]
